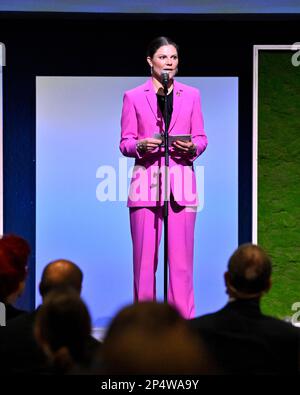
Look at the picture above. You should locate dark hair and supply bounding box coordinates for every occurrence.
[0,234,30,300]
[227,244,272,295]
[105,301,183,339]
[102,302,213,374]
[147,36,179,59]
[35,289,92,365]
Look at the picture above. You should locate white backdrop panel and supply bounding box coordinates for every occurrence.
[36,76,238,326]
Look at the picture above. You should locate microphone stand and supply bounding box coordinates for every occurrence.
[162,79,169,303]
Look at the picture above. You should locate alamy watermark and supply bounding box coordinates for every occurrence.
[291,302,300,327]
[0,302,5,326]
[95,158,205,212]
[291,42,300,66]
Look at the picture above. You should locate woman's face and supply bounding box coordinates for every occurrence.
[147,44,179,82]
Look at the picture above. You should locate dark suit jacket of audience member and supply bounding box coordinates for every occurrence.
[190,299,300,375]
[0,309,101,374]
[4,303,27,321]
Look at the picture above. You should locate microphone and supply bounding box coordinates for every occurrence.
[161,71,169,86]
[161,71,169,93]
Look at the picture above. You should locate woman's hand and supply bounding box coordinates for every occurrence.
[172,140,197,155]
[136,138,162,154]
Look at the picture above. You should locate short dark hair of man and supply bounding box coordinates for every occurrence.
[226,244,272,297]
[39,259,83,298]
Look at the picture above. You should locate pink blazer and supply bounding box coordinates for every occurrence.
[120,78,208,207]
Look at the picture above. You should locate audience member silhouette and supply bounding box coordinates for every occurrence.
[0,234,30,321]
[0,259,99,374]
[2,239,299,375]
[100,301,216,374]
[190,244,300,374]
[34,289,95,374]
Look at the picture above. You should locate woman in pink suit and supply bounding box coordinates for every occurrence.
[120,37,208,319]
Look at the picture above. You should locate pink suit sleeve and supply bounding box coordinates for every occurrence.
[119,92,141,158]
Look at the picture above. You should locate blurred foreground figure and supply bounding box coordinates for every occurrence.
[34,289,96,374]
[101,302,216,374]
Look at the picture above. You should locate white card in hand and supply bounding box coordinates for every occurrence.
[153,133,191,147]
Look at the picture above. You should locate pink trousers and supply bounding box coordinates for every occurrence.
[129,199,197,319]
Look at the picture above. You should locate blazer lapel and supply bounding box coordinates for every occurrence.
[144,79,160,121]
[144,78,183,133]
[169,80,183,132]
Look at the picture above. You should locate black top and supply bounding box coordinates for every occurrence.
[157,89,173,131]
